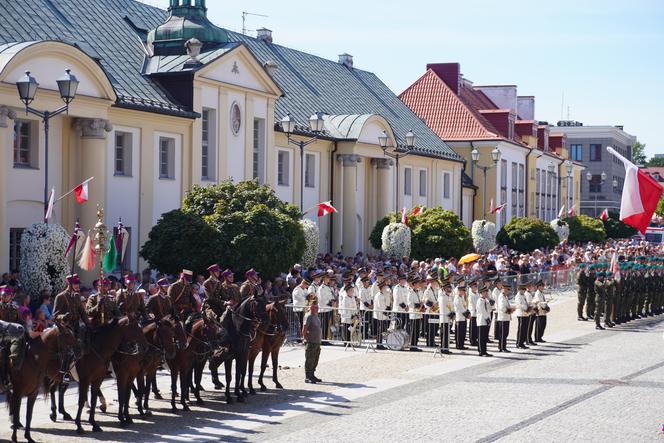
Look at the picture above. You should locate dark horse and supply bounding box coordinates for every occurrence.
[8,322,78,443]
[135,317,177,416]
[247,300,289,394]
[210,296,262,403]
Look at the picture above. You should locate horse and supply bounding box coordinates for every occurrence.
[135,317,177,416]
[8,322,79,443]
[111,319,149,426]
[247,300,289,394]
[166,315,218,413]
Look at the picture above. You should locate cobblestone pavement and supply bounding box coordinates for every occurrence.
[2,291,664,442]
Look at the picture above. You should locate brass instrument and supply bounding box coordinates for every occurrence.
[93,206,109,323]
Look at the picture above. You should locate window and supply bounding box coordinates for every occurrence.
[570,144,583,161]
[277,150,290,186]
[13,120,35,167]
[404,167,412,196]
[535,168,541,218]
[589,144,602,161]
[159,137,175,179]
[518,164,525,216]
[589,175,602,193]
[252,118,265,183]
[500,159,507,188]
[9,228,24,272]
[419,170,427,197]
[511,162,517,218]
[443,172,450,199]
[305,153,316,188]
[114,131,132,176]
[201,109,216,180]
[500,160,507,225]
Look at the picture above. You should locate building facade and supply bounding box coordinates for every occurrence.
[0,0,465,278]
[550,122,636,217]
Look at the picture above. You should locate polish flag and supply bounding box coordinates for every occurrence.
[491,202,506,214]
[412,206,425,217]
[558,205,566,219]
[401,207,408,225]
[317,201,337,217]
[568,205,576,217]
[74,180,89,204]
[600,208,609,222]
[608,147,664,234]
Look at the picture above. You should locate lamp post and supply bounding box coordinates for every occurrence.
[471,146,501,219]
[15,70,79,216]
[281,112,325,212]
[612,178,618,212]
[378,130,416,214]
[586,170,607,217]
[565,160,573,212]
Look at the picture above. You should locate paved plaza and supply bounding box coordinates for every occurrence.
[2,292,664,442]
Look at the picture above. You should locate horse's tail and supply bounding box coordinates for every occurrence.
[42,376,51,402]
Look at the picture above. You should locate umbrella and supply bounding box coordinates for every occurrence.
[459,253,481,265]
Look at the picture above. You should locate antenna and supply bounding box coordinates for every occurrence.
[242,11,269,35]
[560,90,564,120]
[567,105,571,120]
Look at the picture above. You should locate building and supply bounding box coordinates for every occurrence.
[644,167,664,183]
[0,0,465,277]
[400,63,584,229]
[550,121,636,217]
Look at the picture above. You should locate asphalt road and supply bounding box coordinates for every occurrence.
[2,293,664,442]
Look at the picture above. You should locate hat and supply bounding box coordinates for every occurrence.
[310,270,322,279]
[442,282,452,289]
[377,280,388,289]
[181,269,193,281]
[124,274,137,284]
[0,285,13,296]
[478,284,489,293]
[535,280,545,287]
[100,278,111,286]
[207,264,220,273]
[222,269,234,278]
[343,282,354,291]
[302,277,312,285]
[66,274,81,285]
[518,283,528,290]
[501,281,511,289]
[358,267,368,274]
[157,278,170,287]
[361,276,371,283]
[245,268,259,279]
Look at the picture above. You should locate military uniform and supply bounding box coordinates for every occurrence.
[86,292,122,327]
[202,276,225,319]
[53,288,88,332]
[604,274,615,327]
[220,281,241,305]
[593,274,607,329]
[117,287,147,320]
[146,291,174,321]
[239,280,256,300]
[576,264,588,320]
[0,286,25,390]
[586,269,596,319]
[168,279,197,319]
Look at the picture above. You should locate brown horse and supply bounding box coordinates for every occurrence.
[135,317,177,416]
[247,300,289,394]
[111,319,148,426]
[8,322,79,443]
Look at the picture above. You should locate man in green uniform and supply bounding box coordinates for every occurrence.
[604,272,615,328]
[168,270,199,330]
[594,271,607,330]
[586,264,597,320]
[577,263,588,321]
[220,269,241,307]
[0,286,24,391]
[86,278,122,327]
[202,264,225,320]
[117,274,147,321]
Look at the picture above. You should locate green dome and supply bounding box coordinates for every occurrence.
[148,0,228,56]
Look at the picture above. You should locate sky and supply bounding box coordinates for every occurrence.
[140,0,664,157]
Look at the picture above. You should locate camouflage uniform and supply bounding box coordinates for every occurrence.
[0,298,25,385]
[593,274,606,328]
[576,265,588,319]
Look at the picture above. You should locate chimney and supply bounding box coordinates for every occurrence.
[339,53,353,69]
[263,60,278,77]
[256,28,273,43]
[427,63,461,95]
[517,96,535,120]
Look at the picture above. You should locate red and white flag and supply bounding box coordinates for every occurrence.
[491,202,506,214]
[412,206,425,217]
[600,208,609,221]
[568,205,576,217]
[558,205,566,219]
[74,179,90,204]
[608,146,664,233]
[317,201,337,217]
[44,187,55,222]
[401,207,408,225]
[610,251,621,281]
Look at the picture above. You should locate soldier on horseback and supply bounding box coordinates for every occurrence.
[0,285,25,392]
[240,269,261,300]
[220,269,241,307]
[117,274,147,322]
[53,274,89,350]
[202,264,225,321]
[146,278,174,321]
[86,278,121,327]
[168,269,200,332]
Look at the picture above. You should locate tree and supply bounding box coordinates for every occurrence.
[369,214,394,250]
[646,156,664,167]
[603,212,637,239]
[566,215,606,243]
[140,210,221,277]
[632,140,647,165]
[656,194,664,217]
[496,217,559,252]
[408,207,472,260]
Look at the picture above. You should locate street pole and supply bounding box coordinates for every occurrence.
[395,155,399,214]
[299,140,304,212]
[43,111,50,211]
[482,167,487,219]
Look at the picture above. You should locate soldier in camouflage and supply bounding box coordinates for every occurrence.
[0,285,25,391]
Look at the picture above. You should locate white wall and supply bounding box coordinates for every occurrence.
[152,131,182,225]
[356,159,366,250]
[226,90,246,182]
[202,55,268,93]
[303,151,320,223]
[495,143,526,229]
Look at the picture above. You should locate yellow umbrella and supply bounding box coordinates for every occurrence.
[458,253,481,265]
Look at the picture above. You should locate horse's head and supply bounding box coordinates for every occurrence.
[51,320,81,370]
[202,314,220,341]
[271,300,290,332]
[156,317,177,360]
[234,297,262,336]
[119,316,149,355]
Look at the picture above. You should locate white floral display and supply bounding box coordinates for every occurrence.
[19,223,70,298]
[381,222,411,258]
[471,220,497,253]
[299,219,319,268]
[550,218,569,242]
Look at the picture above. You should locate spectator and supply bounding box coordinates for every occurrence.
[37,292,54,324]
[302,302,322,384]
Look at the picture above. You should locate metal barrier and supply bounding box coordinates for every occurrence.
[498,268,578,295]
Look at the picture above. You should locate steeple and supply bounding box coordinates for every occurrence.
[148,0,228,56]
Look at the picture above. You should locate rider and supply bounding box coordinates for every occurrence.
[0,285,25,391]
[53,274,89,346]
[240,268,260,300]
[168,269,199,331]
[146,278,175,321]
[86,278,122,327]
[220,269,241,307]
[117,274,147,322]
[203,264,225,321]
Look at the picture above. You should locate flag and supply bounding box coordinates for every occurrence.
[78,230,96,271]
[558,205,566,219]
[568,205,576,217]
[317,201,337,217]
[607,146,664,234]
[64,221,81,257]
[44,187,55,222]
[600,208,609,222]
[116,220,129,263]
[412,206,425,217]
[103,234,118,274]
[401,207,408,225]
[610,251,621,281]
[74,179,90,204]
[489,198,494,213]
[491,202,506,214]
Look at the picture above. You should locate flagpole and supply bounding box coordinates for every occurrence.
[70,220,79,274]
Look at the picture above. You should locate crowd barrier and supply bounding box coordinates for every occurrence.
[284,269,578,352]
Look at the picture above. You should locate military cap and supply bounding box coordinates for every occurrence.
[207,264,221,273]
[66,274,81,285]
[0,285,14,296]
[157,278,170,287]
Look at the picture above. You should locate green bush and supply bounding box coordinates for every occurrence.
[496,217,559,252]
[369,214,393,250]
[567,215,606,243]
[408,207,472,259]
[140,210,221,277]
[603,212,637,239]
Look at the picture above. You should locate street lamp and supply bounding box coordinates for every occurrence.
[565,160,573,211]
[471,146,501,219]
[15,69,79,218]
[378,130,416,214]
[586,170,607,217]
[281,112,325,212]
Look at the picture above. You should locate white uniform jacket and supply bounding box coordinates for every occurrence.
[532,289,548,316]
[292,286,308,312]
[453,294,469,321]
[407,288,424,320]
[514,291,529,317]
[317,284,335,313]
[392,284,409,313]
[437,291,454,324]
[476,297,492,326]
[422,285,439,324]
[359,286,373,311]
[373,291,389,321]
[496,292,512,322]
[338,288,358,324]
[468,289,479,317]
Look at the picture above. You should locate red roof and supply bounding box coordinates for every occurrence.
[644,167,664,182]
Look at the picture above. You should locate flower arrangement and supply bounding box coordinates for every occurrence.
[471,220,496,253]
[299,219,319,268]
[550,218,569,242]
[381,222,411,258]
[19,223,70,299]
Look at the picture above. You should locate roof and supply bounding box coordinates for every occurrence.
[644,167,664,182]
